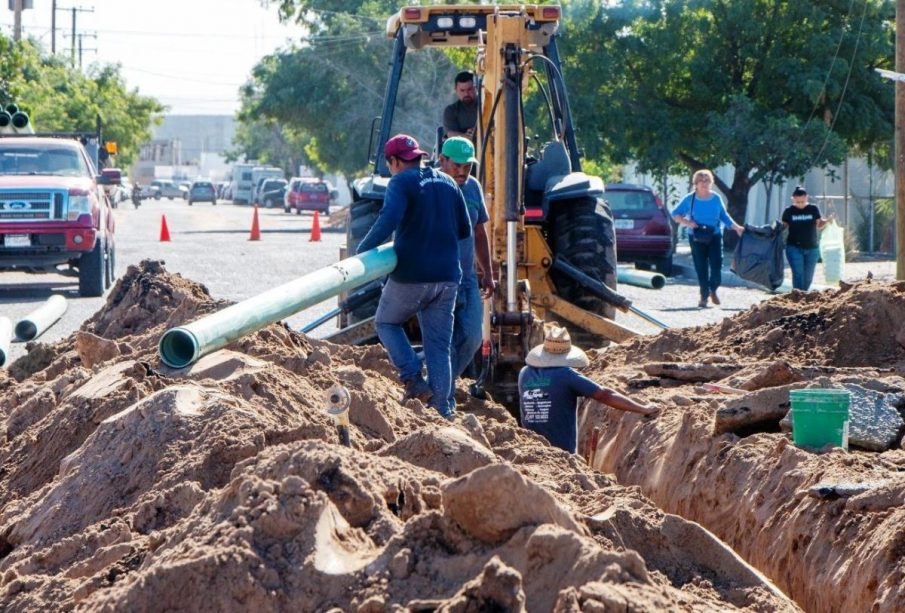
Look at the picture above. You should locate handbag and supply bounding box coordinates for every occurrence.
[689,194,717,243]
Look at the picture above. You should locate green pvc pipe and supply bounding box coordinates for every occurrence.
[0,317,11,367]
[15,295,67,341]
[159,243,397,368]
[617,268,666,290]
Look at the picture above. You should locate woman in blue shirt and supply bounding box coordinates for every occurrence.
[672,169,744,308]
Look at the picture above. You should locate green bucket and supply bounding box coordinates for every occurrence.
[789,389,850,450]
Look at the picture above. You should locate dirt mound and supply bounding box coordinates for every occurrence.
[616,281,905,369]
[580,280,905,611]
[0,261,797,611]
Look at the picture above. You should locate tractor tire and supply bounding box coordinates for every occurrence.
[79,238,106,297]
[548,197,618,347]
[345,198,384,324]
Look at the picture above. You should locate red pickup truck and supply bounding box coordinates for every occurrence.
[0,133,118,297]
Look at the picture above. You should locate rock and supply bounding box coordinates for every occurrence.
[380,427,495,477]
[713,383,807,435]
[643,361,743,382]
[442,557,526,612]
[441,463,585,545]
[75,331,121,369]
[780,382,905,451]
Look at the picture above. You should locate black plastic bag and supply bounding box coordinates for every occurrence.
[730,221,785,291]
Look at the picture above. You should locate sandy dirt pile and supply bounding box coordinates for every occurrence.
[0,261,795,611]
[585,280,905,612]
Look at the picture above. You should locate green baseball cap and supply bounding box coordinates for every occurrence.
[441,136,478,164]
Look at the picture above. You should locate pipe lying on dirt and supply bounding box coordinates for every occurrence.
[158,244,397,369]
[0,317,11,367]
[15,295,67,341]
[617,267,666,290]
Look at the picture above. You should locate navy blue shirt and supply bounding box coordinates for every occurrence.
[358,166,472,283]
[458,176,488,286]
[518,365,601,453]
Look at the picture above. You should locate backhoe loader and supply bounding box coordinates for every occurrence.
[330,4,637,406]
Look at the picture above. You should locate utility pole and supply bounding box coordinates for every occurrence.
[898,0,905,278]
[57,5,93,66]
[77,32,96,69]
[13,0,21,41]
[51,0,56,53]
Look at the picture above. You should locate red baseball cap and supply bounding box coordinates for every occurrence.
[384,134,427,161]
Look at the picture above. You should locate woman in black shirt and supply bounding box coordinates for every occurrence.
[781,186,827,291]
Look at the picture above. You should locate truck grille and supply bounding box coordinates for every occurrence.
[0,190,66,221]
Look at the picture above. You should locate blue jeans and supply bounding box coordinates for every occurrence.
[375,278,458,415]
[450,280,483,401]
[690,235,723,298]
[786,245,819,290]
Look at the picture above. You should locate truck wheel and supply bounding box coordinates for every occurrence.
[549,198,618,342]
[346,199,383,323]
[79,238,106,297]
[105,241,116,288]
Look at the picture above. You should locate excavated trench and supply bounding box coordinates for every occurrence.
[581,280,905,612]
[0,261,901,610]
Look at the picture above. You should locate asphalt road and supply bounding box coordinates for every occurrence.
[0,198,345,365]
[1,199,892,365]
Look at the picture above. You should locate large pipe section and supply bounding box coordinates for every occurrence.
[159,244,397,369]
[1,104,33,134]
[617,267,666,290]
[0,111,12,134]
[15,295,67,341]
[0,317,11,367]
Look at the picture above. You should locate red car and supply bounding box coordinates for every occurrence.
[604,183,674,276]
[284,177,333,214]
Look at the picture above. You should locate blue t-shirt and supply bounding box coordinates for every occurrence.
[671,192,736,230]
[458,176,489,286]
[518,365,601,453]
[357,166,472,283]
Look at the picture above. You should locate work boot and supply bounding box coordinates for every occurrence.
[402,375,433,403]
[709,290,721,305]
[698,297,708,308]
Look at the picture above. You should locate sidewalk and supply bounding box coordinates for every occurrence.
[672,242,896,289]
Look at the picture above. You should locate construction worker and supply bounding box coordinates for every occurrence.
[438,137,494,405]
[518,326,659,453]
[357,134,472,420]
[443,71,478,139]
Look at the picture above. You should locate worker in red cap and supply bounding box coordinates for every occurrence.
[357,134,472,420]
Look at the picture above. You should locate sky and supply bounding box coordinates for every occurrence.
[0,0,308,116]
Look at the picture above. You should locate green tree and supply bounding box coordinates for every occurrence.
[0,36,163,167]
[238,2,461,178]
[560,0,894,225]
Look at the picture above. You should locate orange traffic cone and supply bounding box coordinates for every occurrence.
[249,205,261,241]
[309,210,322,242]
[159,215,171,242]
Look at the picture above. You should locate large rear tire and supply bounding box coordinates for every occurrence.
[345,199,383,323]
[79,238,106,297]
[548,197,618,346]
[105,241,116,289]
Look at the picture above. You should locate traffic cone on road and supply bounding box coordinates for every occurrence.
[159,215,171,242]
[309,210,322,242]
[249,205,261,241]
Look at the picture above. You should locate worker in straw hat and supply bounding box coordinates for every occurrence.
[519,326,659,454]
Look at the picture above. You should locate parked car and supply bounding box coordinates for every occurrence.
[137,183,160,200]
[284,178,334,214]
[187,180,217,205]
[257,179,288,209]
[150,179,188,200]
[603,183,674,275]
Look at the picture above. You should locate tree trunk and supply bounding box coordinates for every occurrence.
[722,174,752,250]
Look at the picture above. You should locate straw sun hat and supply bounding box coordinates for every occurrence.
[525,326,590,368]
